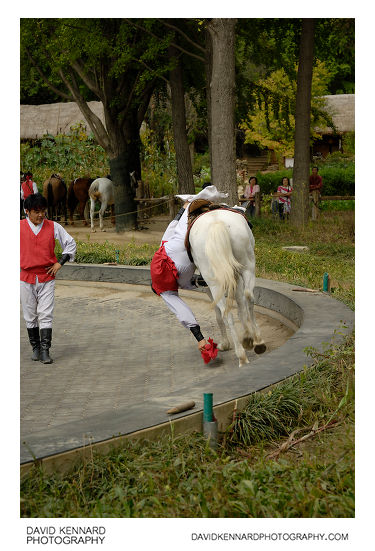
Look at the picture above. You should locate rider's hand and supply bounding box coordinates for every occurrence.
[198,338,207,351]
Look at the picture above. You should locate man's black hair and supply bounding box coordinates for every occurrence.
[24,193,47,212]
[202,181,211,190]
[312,166,319,171]
[25,171,33,178]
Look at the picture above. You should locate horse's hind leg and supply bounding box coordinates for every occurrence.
[63,199,68,225]
[90,198,96,232]
[99,200,107,231]
[206,287,231,351]
[241,267,266,355]
[235,275,254,350]
[78,202,87,226]
[214,291,249,367]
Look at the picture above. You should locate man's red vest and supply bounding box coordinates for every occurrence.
[150,242,179,295]
[21,178,35,200]
[20,219,57,283]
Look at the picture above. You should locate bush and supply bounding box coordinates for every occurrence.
[256,160,355,196]
[256,170,293,195]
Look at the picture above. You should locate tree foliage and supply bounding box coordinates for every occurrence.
[240,60,334,159]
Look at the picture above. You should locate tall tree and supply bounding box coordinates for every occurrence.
[20,18,171,231]
[291,19,315,227]
[207,18,237,205]
[168,44,195,195]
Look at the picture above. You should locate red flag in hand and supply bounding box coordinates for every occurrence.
[201,338,218,364]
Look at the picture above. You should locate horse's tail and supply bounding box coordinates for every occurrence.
[205,221,242,314]
[67,181,78,213]
[89,179,99,197]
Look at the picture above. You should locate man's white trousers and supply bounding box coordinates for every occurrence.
[20,277,55,329]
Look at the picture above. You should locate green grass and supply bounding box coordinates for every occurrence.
[56,240,159,266]
[22,208,355,518]
[252,211,354,308]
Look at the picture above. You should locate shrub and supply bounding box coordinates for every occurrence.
[256,161,354,196]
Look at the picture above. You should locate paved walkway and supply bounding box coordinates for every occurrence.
[20,280,295,463]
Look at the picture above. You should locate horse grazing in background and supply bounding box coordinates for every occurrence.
[67,177,95,226]
[189,209,266,367]
[42,174,68,224]
[88,177,115,232]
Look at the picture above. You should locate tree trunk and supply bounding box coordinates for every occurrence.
[290,19,315,227]
[169,45,195,195]
[208,18,237,205]
[205,28,213,184]
[108,125,141,232]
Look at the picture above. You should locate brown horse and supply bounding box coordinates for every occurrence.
[42,174,68,224]
[67,177,95,226]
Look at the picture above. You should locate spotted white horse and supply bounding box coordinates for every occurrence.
[189,208,266,367]
[88,177,115,232]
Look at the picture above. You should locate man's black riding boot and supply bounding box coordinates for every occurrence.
[27,327,40,361]
[39,328,53,364]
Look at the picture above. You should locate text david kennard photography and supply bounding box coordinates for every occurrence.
[26,526,106,545]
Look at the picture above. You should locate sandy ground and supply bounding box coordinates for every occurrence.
[66,215,169,245]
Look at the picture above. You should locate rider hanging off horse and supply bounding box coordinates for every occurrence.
[150,184,265,366]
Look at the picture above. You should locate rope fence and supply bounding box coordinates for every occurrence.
[70,196,174,223]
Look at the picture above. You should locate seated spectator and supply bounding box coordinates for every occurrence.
[277,177,293,220]
[243,176,260,218]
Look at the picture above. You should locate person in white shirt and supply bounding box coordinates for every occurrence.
[20,193,76,364]
[150,185,228,363]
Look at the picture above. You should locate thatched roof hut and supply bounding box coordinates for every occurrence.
[315,94,355,134]
[20,101,106,140]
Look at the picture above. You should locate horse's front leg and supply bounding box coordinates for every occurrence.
[90,198,96,232]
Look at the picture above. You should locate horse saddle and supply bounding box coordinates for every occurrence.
[184,199,248,262]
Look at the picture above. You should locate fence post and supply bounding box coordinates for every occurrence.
[311,190,320,220]
[255,191,261,217]
[168,196,178,220]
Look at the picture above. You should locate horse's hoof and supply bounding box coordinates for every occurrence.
[218,341,231,351]
[238,355,249,367]
[254,343,267,355]
[242,336,254,350]
[101,229,106,232]
[91,229,96,233]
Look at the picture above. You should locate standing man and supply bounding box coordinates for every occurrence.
[20,193,76,364]
[309,166,323,219]
[20,171,38,219]
[309,166,323,194]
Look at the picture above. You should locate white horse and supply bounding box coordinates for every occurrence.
[189,209,266,367]
[88,177,115,232]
